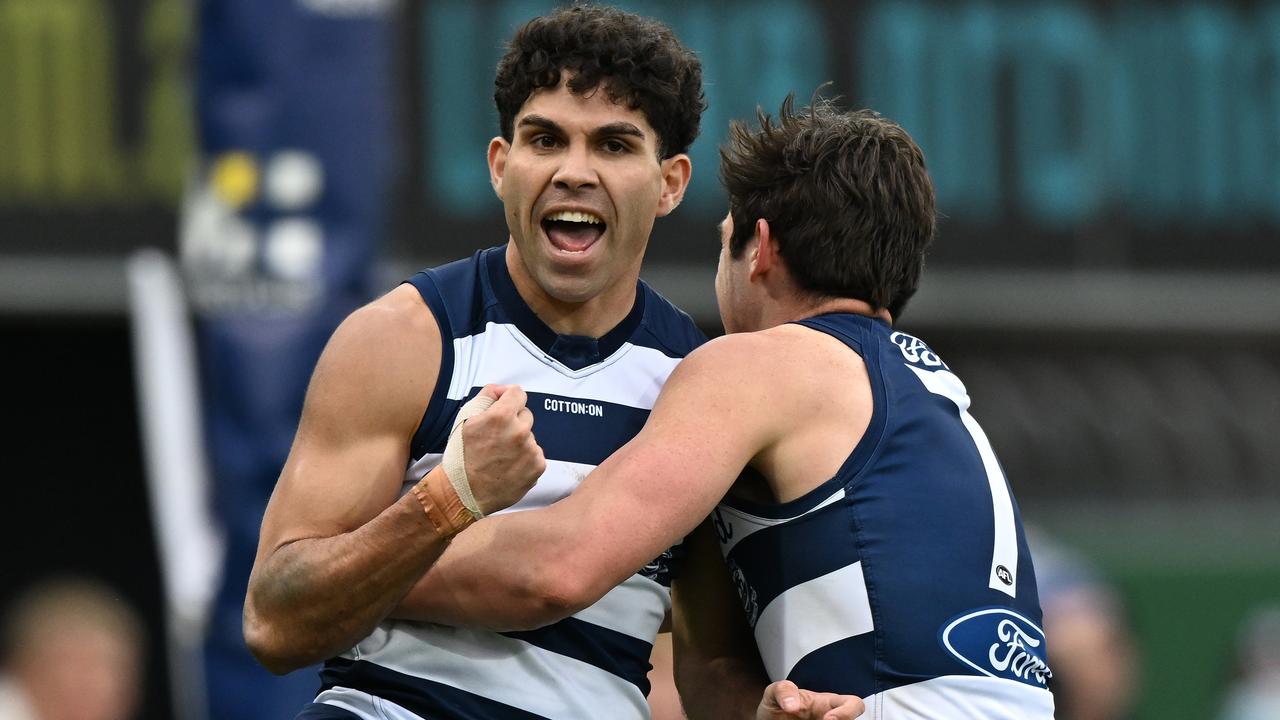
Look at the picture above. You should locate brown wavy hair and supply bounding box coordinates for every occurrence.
[721,94,937,319]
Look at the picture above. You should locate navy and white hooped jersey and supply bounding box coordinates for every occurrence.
[313,246,706,720]
[712,312,1055,718]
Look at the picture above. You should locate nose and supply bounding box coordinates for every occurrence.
[552,142,598,191]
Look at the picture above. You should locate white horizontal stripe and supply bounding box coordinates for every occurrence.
[498,459,594,513]
[570,573,669,642]
[355,621,649,719]
[754,561,873,681]
[405,452,442,484]
[313,686,378,719]
[863,674,1055,719]
[314,686,417,720]
[717,489,845,556]
[447,323,680,408]
[405,454,590,511]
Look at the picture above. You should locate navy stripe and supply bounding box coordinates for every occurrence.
[320,658,550,720]
[786,632,881,698]
[416,390,651,466]
[414,396,463,459]
[526,392,649,465]
[295,703,364,720]
[726,502,862,613]
[501,616,654,695]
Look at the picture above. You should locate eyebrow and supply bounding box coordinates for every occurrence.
[594,122,646,140]
[516,115,564,134]
[516,115,646,141]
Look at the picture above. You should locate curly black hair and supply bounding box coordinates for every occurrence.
[494,4,705,159]
[721,94,937,319]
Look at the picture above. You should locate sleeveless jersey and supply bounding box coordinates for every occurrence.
[313,246,707,720]
[712,312,1055,718]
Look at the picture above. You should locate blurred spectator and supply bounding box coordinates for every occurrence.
[1030,528,1140,720]
[0,578,145,720]
[1217,605,1280,720]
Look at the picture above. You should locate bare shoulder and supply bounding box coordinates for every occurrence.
[676,330,784,373]
[333,283,438,352]
[304,283,442,438]
[657,330,808,416]
[670,324,868,411]
[678,324,845,377]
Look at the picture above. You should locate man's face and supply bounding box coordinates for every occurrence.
[489,79,688,311]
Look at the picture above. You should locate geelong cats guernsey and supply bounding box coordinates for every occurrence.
[712,312,1055,719]
[314,246,706,720]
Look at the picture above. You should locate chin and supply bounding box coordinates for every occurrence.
[544,277,605,305]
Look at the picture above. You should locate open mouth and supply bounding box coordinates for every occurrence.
[542,210,606,253]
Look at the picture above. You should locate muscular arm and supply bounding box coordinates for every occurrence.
[242,291,439,673]
[243,286,542,673]
[392,335,783,630]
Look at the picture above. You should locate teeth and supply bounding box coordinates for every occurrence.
[546,210,603,225]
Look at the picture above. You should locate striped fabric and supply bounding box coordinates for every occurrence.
[713,312,1055,718]
[313,246,705,720]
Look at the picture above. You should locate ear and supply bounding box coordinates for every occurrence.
[488,137,510,199]
[655,153,692,217]
[748,218,778,281]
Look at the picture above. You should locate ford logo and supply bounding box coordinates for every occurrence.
[939,608,1052,687]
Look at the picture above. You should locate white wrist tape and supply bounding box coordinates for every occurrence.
[442,393,495,518]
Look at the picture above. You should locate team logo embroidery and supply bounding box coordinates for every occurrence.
[727,558,760,627]
[890,331,950,370]
[639,549,673,583]
[940,608,1052,686]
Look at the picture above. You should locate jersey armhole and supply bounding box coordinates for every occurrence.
[406,273,456,460]
[789,316,891,499]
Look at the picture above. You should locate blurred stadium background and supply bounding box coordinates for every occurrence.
[2,1,1278,719]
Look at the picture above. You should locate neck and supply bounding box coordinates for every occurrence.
[505,243,639,337]
[763,295,892,329]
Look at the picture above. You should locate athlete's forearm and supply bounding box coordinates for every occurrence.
[244,469,465,673]
[390,507,597,631]
[392,417,738,629]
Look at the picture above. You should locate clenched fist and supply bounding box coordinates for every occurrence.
[447,384,546,516]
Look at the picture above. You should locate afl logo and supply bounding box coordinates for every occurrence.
[996,565,1014,586]
[940,608,1052,687]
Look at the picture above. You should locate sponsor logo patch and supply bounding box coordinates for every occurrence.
[940,607,1052,687]
[543,397,605,417]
